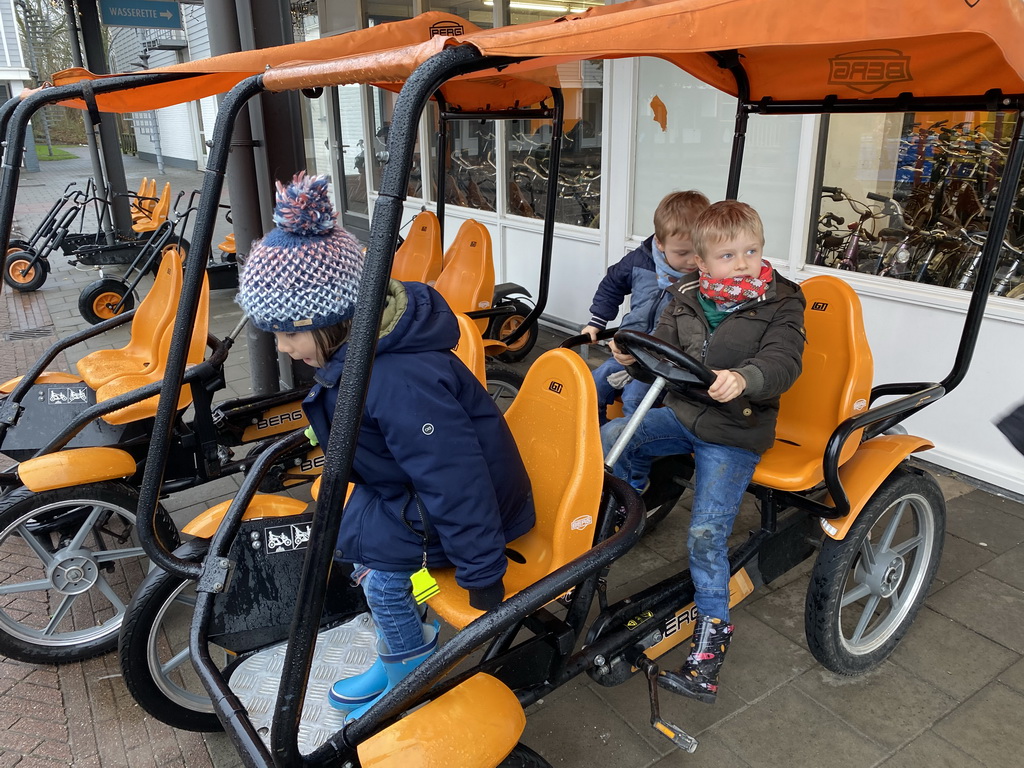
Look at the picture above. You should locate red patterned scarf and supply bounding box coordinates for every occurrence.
[699,260,774,306]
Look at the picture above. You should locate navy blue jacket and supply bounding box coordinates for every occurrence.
[303,281,535,594]
[588,235,671,334]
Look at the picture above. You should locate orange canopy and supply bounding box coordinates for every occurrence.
[263,0,1024,104]
[47,12,488,113]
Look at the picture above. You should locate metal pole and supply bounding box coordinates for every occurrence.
[64,0,114,242]
[75,0,133,235]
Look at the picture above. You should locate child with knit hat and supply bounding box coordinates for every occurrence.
[236,173,535,721]
[600,200,805,705]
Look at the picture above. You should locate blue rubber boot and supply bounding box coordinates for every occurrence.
[344,621,440,722]
[327,654,388,713]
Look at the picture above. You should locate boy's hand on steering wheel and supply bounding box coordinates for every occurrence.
[608,338,636,367]
[708,369,746,403]
[581,324,601,342]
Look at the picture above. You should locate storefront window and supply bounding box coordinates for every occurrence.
[504,60,604,227]
[428,0,494,28]
[813,112,1023,299]
[428,106,498,211]
[633,58,803,255]
[369,88,424,200]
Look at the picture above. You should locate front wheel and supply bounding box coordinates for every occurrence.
[488,299,539,363]
[0,482,178,664]
[4,250,48,292]
[119,538,226,732]
[79,277,135,324]
[498,743,552,768]
[485,362,524,413]
[805,467,945,675]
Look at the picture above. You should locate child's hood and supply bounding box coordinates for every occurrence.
[318,280,459,381]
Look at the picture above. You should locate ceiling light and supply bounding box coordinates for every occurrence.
[484,1,571,12]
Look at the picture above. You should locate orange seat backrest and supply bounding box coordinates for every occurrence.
[133,182,171,233]
[77,248,184,389]
[453,312,487,387]
[132,178,157,221]
[427,348,605,629]
[753,275,874,489]
[98,272,210,425]
[392,211,442,285]
[502,349,604,577]
[433,219,494,334]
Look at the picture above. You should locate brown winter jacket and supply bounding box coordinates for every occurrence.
[629,270,806,455]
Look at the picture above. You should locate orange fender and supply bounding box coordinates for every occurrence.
[820,434,933,541]
[182,495,309,538]
[18,447,135,491]
[1,371,83,394]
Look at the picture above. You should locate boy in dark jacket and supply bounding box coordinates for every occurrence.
[583,191,710,423]
[236,174,534,721]
[601,200,805,704]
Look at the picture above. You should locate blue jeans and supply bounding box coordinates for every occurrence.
[601,408,760,621]
[355,566,423,654]
[592,357,657,425]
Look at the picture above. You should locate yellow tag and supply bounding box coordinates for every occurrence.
[304,426,319,447]
[410,567,440,604]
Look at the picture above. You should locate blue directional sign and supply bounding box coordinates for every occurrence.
[99,0,182,29]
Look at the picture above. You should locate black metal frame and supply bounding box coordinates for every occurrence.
[5,35,1022,768]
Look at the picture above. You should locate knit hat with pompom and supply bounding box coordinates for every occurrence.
[236,173,364,333]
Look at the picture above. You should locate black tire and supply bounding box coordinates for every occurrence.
[79,277,136,324]
[119,537,226,732]
[498,743,552,768]
[6,239,32,257]
[4,250,48,292]
[486,361,524,413]
[489,299,539,363]
[805,467,945,675]
[0,482,178,664]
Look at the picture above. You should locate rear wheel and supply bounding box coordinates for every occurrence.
[6,239,32,257]
[805,467,944,675]
[486,362,524,413]
[79,278,135,324]
[119,538,226,732]
[489,299,539,364]
[0,482,178,664]
[4,250,48,292]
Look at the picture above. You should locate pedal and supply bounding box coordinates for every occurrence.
[637,655,699,754]
[217,444,234,464]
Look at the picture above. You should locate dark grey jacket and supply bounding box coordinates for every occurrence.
[633,271,806,454]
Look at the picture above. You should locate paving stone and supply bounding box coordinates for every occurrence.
[876,730,986,768]
[793,661,957,750]
[978,541,1024,591]
[718,609,816,704]
[944,492,1024,554]
[740,576,808,651]
[716,685,886,768]
[521,685,661,767]
[648,734,754,767]
[890,607,1019,702]
[994,655,1024,694]
[930,532,996,591]
[927,571,1024,653]
[933,682,1024,766]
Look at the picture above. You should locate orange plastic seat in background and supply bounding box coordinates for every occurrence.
[218,233,236,254]
[452,312,487,387]
[428,349,604,629]
[76,248,184,390]
[392,211,442,285]
[131,178,156,222]
[433,219,495,334]
[752,275,874,491]
[96,272,210,425]
[133,182,171,233]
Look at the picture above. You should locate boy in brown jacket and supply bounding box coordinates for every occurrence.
[601,200,806,703]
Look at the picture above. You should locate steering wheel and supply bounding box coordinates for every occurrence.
[613,330,757,423]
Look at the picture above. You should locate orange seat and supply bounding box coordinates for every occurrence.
[433,219,495,334]
[392,211,442,285]
[76,248,184,390]
[131,178,157,222]
[752,275,874,491]
[428,348,604,629]
[453,312,487,387]
[218,233,236,254]
[96,272,210,425]
[133,182,171,234]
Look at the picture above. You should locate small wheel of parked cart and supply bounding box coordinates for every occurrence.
[4,250,49,292]
[498,743,553,767]
[6,239,32,257]
[485,361,524,413]
[489,298,539,363]
[0,482,179,664]
[804,466,945,675]
[79,277,136,324]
